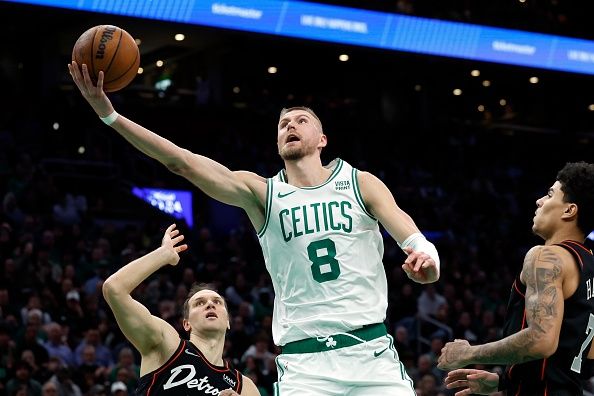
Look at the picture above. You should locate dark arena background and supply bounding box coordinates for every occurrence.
[1,0,594,395]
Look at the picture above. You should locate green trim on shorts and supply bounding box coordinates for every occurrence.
[275,355,285,382]
[387,334,415,393]
[281,323,387,354]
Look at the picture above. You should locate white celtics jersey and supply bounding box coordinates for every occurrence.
[257,158,387,346]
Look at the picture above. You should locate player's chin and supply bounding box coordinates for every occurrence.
[279,147,303,161]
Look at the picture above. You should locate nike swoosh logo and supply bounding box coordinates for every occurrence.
[277,191,296,198]
[374,347,388,358]
[185,349,199,357]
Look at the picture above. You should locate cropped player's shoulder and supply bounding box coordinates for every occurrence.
[528,244,574,257]
[524,245,575,268]
[240,374,261,396]
[355,170,383,185]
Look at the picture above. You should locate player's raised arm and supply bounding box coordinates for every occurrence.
[67,62,266,215]
[357,171,440,283]
[102,224,187,361]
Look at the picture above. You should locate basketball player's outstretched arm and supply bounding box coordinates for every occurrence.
[102,224,187,368]
[438,245,569,369]
[68,62,266,227]
[357,171,440,283]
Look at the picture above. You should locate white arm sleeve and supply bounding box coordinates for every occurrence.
[398,232,440,271]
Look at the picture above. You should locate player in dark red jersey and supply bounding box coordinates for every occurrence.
[102,224,260,396]
[438,162,594,395]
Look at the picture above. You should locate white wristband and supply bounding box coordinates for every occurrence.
[399,232,440,270]
[100,111,119,126]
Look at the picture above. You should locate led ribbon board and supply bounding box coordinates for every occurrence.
[5,0,594,74]
[132,187,194,228]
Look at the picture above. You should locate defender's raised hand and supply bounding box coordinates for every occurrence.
[161,224,188,266]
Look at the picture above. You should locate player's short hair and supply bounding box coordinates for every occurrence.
[279,106,323,133]
[557,161,594,235]
[182,283,228,319]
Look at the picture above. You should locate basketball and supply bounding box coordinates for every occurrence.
[72,25,140,92]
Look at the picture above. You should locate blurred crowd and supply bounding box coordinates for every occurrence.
[1,92,593,396]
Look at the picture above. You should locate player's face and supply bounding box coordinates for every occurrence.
[533,181,569,239]
[277,110,326,161]
[184,290,229,334]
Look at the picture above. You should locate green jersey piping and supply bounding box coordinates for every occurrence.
[352,168,376,220]
[257,178,273,237]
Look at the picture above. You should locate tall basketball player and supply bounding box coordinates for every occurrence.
[69,62,440,395]
[438,162,594,396]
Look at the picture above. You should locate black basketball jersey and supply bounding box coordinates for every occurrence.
[501,240,594,396]
[136,338,243,396]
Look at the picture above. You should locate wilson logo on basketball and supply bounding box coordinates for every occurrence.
[95,26,116,59]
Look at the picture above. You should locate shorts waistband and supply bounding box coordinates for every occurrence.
[281,323,387,354]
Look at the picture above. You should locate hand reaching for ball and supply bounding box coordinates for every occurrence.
[68,61,114,118]
[68,25,140,118]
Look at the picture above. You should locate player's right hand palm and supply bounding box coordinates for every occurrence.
[161,223,188,266]
[445,369,499,395]
[68,61,114,117]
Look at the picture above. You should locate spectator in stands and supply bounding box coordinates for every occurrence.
[108,347,139,389]
[48,366,82,396]
[16,323,49,368]
[20,349,49,384]
[6,360,42,396]
[59,290,86,341]
[73,344,108,393]
[417,284,446,318]
[74,328,112,367]
[41,380,58,396]
[109,381,127,396]
[241,332,276,378]
[42,323,73,367]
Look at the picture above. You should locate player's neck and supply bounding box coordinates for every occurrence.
[284,156,331,187]
[543,228,585,246]
[190,333,226,366]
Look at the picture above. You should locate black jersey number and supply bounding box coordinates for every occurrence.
[571,313,594,373]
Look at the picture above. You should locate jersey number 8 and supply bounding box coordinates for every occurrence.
[307,238,341,283]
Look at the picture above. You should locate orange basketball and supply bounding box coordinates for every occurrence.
[72,25,140,92]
